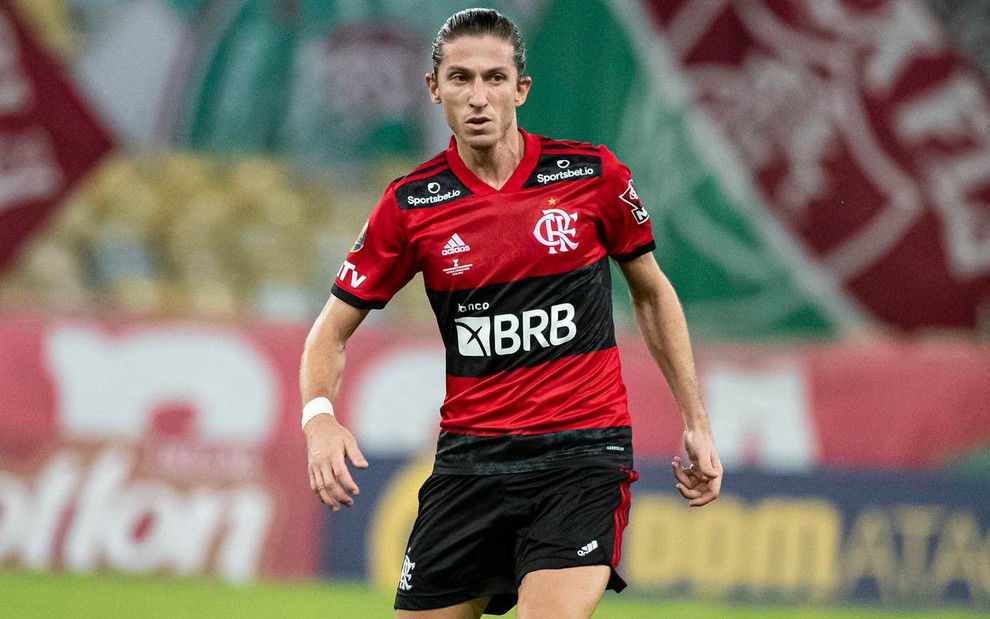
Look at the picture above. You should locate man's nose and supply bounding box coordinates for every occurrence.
[468,78,487,107]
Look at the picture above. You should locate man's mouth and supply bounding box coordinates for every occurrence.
[466,117,491,127]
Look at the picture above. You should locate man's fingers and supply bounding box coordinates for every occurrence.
[318,486,340,511]
[672,464,700,489]
[346,439,369,469]
[319,462,353,508]
[323,465,352,508]
[331,459,359,500]
[696,458,720,480]
[311,467,341,511]
[688,454,719,481]
[689,489,718,507]
[687,476,721,507]
[708,470,723,498]
[328,481,353,508]
[676,483,703,500]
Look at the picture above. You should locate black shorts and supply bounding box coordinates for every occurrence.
[393,466,638,615]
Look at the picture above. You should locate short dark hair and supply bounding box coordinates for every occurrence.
[431,8,526,77]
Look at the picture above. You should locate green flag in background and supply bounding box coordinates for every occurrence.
[165,1,541,164]
[163,0,863,339]
[522,0,859,339]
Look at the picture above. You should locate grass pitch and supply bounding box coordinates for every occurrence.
[0,570,982,618]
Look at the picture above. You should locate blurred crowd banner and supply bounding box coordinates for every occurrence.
[0,316,318,582]
[1,315,989,588]
[58,0,990,336]
[0,1,111,272]
[330,458,990,610]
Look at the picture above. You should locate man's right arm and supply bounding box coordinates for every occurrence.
[300,295,370,511]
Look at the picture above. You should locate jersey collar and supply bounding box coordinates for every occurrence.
[445,128,541,195]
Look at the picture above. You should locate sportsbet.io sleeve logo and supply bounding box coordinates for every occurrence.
[454,304,577,357]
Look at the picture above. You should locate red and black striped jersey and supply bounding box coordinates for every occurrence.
[331,129,655,472]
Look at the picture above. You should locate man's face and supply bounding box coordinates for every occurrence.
[427,35,531,151]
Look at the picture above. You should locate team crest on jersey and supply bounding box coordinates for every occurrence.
[534,209,579,254]
[351,220,368,252]
[619,180,649,224]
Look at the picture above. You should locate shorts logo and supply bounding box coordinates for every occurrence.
[534,209,579,254]
[428,182,440,194]
[619,179,649,224]
[577,540,598,557]
[398,554,415,591]
[453,304,577,357]
[441,233,471,256]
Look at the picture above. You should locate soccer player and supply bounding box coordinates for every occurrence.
[299,8,721,618]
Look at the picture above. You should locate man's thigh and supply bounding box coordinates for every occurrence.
[394,474,516,614]
[512,467,638,588]
[396,596,489,619]
[516,566,611,619]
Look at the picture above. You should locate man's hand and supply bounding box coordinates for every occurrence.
[672,429,722,507]
[304,414,368,512]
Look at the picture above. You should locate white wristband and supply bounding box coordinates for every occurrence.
[302,396,334,429]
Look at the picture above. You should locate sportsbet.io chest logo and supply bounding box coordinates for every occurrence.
[536,158,596,185]
[454,303,577,357]
[407,180,461,207]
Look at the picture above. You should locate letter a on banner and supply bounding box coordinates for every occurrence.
[0,3,113,272]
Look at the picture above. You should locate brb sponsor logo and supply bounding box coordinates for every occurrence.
[454,303,576,357]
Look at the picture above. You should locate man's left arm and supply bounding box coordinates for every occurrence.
[618,252,722,507]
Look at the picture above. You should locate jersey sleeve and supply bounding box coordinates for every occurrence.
[330,185,418,309]
[596,146,656,262]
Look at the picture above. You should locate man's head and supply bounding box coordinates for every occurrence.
[426,9,532,151]
[430,8,526,78]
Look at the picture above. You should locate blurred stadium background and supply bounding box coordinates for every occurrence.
[1,0,990,616]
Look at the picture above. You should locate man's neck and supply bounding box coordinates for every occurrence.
[456,128,525,190]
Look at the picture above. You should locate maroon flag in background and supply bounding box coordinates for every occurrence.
[647,0,990,331]
[0,1,112,273]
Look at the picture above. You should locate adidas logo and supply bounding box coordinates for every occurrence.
[441,233,471,256]
[577,540,598,557]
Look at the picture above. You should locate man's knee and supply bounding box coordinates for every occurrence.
[517,566,611,619]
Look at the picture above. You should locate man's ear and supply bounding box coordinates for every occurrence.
[515,75,532,107]
[426,73,442,104]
